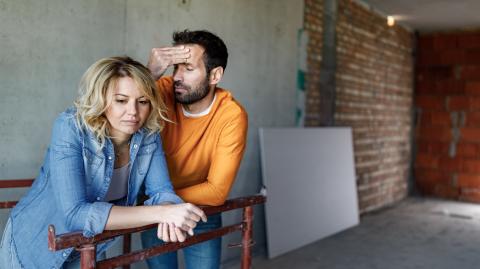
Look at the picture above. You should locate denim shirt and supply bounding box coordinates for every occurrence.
[9,107,182,269]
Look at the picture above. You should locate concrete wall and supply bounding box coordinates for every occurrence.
[0,0,304,267]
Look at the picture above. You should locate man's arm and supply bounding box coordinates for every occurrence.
[176,112,248,206]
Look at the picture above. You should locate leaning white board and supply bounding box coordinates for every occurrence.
[260,128,359,259]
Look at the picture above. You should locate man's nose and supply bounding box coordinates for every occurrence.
[173,68,183,81]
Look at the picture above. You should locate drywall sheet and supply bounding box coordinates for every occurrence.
[260,128,359,258]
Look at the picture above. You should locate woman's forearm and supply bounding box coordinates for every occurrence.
[105,205,161,230]
[104,203,206,231]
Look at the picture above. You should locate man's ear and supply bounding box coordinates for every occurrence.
[209,66,224,85]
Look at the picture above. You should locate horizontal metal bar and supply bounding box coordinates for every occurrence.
[0,201,18,209]
[97,223,243,269]
[0,179,34,188]
[49,194,266,251]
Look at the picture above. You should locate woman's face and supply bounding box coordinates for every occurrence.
[105,76,151,141]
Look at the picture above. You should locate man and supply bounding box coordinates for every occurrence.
[141,30,248,269]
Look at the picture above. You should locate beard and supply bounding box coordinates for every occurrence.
[173,76,210,105]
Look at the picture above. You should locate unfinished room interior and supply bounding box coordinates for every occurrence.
[1,0,480,268]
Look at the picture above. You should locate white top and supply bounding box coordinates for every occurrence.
[182,94,217,118]
[105,163,129,202]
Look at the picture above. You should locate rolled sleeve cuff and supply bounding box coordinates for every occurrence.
[144,192,183,206]
[83,202,114,237]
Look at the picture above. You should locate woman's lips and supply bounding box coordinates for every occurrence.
[122,120,140,125]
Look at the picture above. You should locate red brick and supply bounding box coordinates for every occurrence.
[415,169,451,194]
[469,97,480,110]
[456,143,480,157]
[434,184,459,199]
[465,82,480,95]
[440,50,466,65]
[416,95,445,110]
[418,35,434,50]
[420,111,451,127]
[460,65,480,80]
[417,126,452,142]
[433,34,458,50]
[447,96,469,110]
[415,153,439,169]
[430,111,451,126]
[458,173,480,188]
[417,51,441,66]
[463,159,480,173]
[437,80,465,95]
[461,128,480,142]
[416,141,450,155]
[417,79,464,95]
[457,32,480,49]
[465,50,480,65]
[417,66,454,80]
[465,112,480,126]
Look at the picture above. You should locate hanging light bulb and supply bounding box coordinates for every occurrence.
[387,16,395,27]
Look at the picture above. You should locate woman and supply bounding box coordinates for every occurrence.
[0,56,206,268]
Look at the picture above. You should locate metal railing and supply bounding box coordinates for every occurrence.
[0,179,266,269]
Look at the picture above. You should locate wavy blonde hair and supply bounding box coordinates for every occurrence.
[75,56,168,147]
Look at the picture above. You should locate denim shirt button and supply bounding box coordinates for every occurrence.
[133,144,138,149]
[108,156,112,160]
[96,197,101,201]
[62,252,68,257]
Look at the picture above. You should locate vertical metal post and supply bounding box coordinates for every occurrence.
[78,244,96,269]
[123,234,131,269]
[241,206,253,269]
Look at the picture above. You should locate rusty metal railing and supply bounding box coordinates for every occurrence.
[0,179,266,269]
[48,195,266,269]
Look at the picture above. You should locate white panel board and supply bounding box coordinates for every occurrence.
[260,128,359,258]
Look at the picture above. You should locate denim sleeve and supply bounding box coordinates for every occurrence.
[49,113,113,237]
[143,135,183,206]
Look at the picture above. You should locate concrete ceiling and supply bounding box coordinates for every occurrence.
[360,0,480,33]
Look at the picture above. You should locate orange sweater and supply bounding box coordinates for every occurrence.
[156,77,248,206]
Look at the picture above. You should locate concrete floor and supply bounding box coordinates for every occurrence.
[224,197,480,269]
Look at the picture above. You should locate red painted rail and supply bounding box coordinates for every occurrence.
[0,179,266,269]
[49,195,266,269]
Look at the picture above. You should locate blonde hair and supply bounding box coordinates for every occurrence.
[75,56,168,147]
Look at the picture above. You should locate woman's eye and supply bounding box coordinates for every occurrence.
[115,99,127,104]
[139,100,150,105]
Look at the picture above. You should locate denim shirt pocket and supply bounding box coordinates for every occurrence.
[135,142,157,175]
[83,147,103,186]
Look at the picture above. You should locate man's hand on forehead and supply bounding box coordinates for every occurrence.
[147,45,191,80]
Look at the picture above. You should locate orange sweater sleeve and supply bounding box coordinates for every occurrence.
[175,111,248,206]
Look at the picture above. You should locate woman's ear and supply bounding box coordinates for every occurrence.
[209,67,224,85]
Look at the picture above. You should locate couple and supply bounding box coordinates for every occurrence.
[0,30,248,269]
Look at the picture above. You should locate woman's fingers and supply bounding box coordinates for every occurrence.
[169,223,178,242]
[157,223,163,240]
[174,226,186,242]
[162,221,170,242]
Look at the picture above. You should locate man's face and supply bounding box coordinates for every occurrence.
[173,44,210,105]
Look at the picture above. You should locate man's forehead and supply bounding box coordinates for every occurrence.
[183,44,205,58]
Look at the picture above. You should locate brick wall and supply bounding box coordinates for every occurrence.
[415,31,480,202]
[305,0,414,213]
[304,0,324,125]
